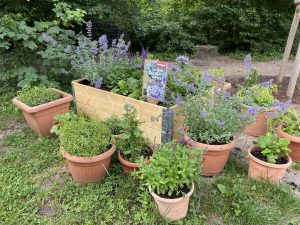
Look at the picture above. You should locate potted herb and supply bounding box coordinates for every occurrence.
[237,80,277,136]
[138,141,201,221]
[275,108,300,162]
[104,115,124,140]
[183,92,252,176]
[52,113,115,184]
[248,132,292,184]
[12,86,73,136]
[117,104,152,176]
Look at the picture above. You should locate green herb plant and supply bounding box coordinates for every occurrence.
[117,104,148,162]
[18,86,60,107]
[254,132,290,164]
[137,141,201,197]
[104,115,124,135]
[52,113,112,157]
[183,92,252,144]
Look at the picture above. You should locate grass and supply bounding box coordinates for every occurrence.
[1,90,300,225]
[228,50,284,62]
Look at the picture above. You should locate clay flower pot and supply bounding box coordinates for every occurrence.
[118,145,153,176]
[248,147,292,184]
[245,109,273,137]
[185,134,236,176]
[277,125,300,162]
[12,89,73,136]
[149,182,194,221]
[61,145,116,184]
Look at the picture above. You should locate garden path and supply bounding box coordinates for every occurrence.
[192,55,294,78]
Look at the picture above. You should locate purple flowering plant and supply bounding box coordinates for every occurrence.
[183,91,253,144]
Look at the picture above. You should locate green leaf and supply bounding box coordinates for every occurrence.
[217,184,226,194]
[23,41,38,50]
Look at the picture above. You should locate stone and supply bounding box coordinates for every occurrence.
[194,45,219,60]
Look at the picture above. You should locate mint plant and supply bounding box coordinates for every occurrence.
[255,132,290,164]
[137,141,201,197]
[18,86,60,107]
[117,104,148,162]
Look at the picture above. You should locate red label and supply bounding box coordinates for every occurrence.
[156,61,167,68]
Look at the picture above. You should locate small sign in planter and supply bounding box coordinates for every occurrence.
[72,79,181,144]
[142,60,168,103]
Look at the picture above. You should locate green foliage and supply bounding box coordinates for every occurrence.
[138,141,201,197]
[272,108,300,137]
[17,86,60,107]
[117,104,148,162]
[183,92,252,144]
[103,115,124,135]
[255,132,291,164]
[238,83,277,108]
[54,113,112,157]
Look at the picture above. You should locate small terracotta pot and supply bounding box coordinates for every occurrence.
[61,145,116,184]
[248,147,292,184]
[185,134,236,176]
[118,145,153,176]
[12,89,73,136]
[149,182,194,221]
[245,108,273,137]
[277,126,300,162]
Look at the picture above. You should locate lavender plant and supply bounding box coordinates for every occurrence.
[243,54,259,88]
[183,91,253,144]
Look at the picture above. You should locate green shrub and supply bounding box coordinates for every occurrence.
[138,141,201,197]
[18,86,60,107]
[104,115,124,135]
[55,113,112,157]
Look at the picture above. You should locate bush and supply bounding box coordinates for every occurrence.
[138,141,201,197]
[104,115,124,135]
[18,86,60,107]
[55,113,112,157]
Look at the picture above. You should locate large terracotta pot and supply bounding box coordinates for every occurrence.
[277,126,300,162]
[12,89,73,136]
[248,147,292,184]
[245,109,273,137]
[118,145,153,176]
[61,145,116,184]
[185,134,236,176]
[149,182,194,221]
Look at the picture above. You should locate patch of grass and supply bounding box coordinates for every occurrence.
[229,50,284,62]
[0,93,300,225]
[0,88,22,120]
[294,162,300,170]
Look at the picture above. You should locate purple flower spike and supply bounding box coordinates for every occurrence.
[241,114,248,119]
[244,54,253,72]
[247,105,259,115]
[98,35,108,52]
[175,96,183,105]
[141,48,148,60]
[176,55,190,65]
[216,121,225,126]
[41,33,57,45]
[85,20,93,39]
[260,79,273,87]
[91,45,98,55]
[95,77,104,89]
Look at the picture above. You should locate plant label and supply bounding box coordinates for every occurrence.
[142,60,168,101]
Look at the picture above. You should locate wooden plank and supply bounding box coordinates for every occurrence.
[287,41,300,98]
[278,5,300,82]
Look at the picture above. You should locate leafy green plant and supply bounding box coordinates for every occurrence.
[271,108,300,137]
[18,86,60,107]
[137,141,201,197]
[52,113,112,157]
[237,81,277,108]
[103,115,124,135]
[117,104,148,162]
[254,132,290,164]
[183,92,252,144]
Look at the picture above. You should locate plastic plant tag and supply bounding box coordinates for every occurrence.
[142,60,168,102]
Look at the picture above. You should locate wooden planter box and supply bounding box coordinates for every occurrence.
[72,79,182,144]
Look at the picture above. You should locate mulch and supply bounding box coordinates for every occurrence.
[227,75,300,104]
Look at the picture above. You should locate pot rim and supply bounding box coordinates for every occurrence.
[149,182,194,203]
[248,147,292,168]
[12,89,73,114]
[277,125,300,143]
[184,134,236,151]
[118,145,153,167]
[61,144,116,163]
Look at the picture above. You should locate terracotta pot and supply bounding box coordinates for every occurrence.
[118,145,153,176]
[185,134,236,176]
[61,145,116,184]
[245,109,273,137]
[277,126,300,162]
[12,89,73,136]
[248,147,292,184]
[149,182,194,221]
